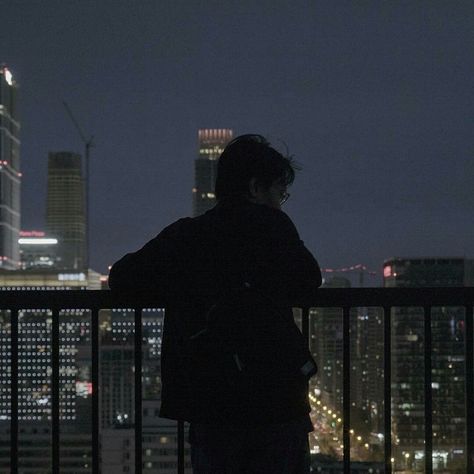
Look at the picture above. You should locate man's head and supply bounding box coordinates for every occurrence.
[215,134,298,210]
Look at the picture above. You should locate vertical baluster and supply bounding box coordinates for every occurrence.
[51,308,60,474]
[383,306,392,474]
[424,306,432,473]
[10,309,18,474]
[178,421,185,474]
[343,306,350,474]
[301,305,314,471]
[91,308,99,474]
[134,308,142,473]
[465,305,474,472]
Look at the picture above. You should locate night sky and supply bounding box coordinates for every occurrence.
[2,1,473,285]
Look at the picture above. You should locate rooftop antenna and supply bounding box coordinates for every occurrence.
[62,100,94,271]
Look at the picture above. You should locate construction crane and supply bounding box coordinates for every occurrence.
[62,101,94,271]
[321,263,377,287]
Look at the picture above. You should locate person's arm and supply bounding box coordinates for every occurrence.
[108,219,189,293]
[253,208,322,299]
[276,210,322,288]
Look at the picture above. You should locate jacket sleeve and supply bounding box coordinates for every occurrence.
[251,208,322,299]
[108,220,188,293]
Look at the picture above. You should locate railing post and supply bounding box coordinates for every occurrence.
[465,305,474,472]
[91,308,100,474]
[342,306,350,474]
[178,421,185,474]
[383,306,392,474]
[51,308,60,474]
[424,306,432,474]
[134,308,142,474]
[10,309,18,474]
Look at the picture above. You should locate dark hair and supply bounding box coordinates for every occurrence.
[214,134,298,201]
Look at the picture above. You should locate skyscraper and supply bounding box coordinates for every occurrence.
[310,277,384,460]
[384,257,474,472]
[0,66,21,269]
[192,129,233,216]
[46,152,86,270]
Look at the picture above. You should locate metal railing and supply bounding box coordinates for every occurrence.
[1,287,474,474]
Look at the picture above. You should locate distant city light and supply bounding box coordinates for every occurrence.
[383,265,392,277]
[2,67,13,86]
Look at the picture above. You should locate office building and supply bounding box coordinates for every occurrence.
[0,269,101,433]
[310,277,349,414]
[0,424,92,473]
[0,308,91,424]
[192,128,233,216]
[101,400,192,473]
[0,66,21,269]
[19,230,59,269]
[100,309,164,428]
[310,276,384,460]
[46,152,86,270]
[0,268,101,289]
[384,257,474,472]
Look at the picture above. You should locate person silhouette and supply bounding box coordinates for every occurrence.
[109,134,322,473]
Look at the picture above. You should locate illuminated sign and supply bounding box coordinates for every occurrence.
[383,265,392,278]
[58,273,86,281]
[20,230,46,237]
[19,238,58,245]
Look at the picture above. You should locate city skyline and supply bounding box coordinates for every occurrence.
[1,2,473,279]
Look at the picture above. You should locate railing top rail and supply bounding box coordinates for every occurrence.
[0,287,473,310]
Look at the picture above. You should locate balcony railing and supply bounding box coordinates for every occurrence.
[1,287,474,474]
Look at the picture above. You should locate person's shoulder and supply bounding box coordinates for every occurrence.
[159,212,216,242]
[240,202,298,236]
[159,216,194,237]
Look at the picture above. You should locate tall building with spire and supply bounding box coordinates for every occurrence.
[0,66,21,269]
[46,151,86,270]
[192,129,233,216]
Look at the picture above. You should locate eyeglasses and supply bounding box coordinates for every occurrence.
[280,192,290,205]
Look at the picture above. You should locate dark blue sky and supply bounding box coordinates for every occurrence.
[2,1,473,284]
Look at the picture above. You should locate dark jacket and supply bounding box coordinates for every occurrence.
[109,197,322,424]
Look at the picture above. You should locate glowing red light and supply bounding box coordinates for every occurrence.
[383,266,392,278]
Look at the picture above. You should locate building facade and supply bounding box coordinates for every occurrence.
[0,66,21,269]
[46,151,86,270]
[19,230,59,269]
[384,257,474,472]
[310,277,384,461]
[192,128,233,216]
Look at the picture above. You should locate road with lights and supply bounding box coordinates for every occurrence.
[308,389,384,462]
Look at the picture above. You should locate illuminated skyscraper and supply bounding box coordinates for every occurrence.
[310,277,384,454]
[46,152,86,270]
[192,129,233,216]
[0,66,21,269]
[384,257,474,472]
